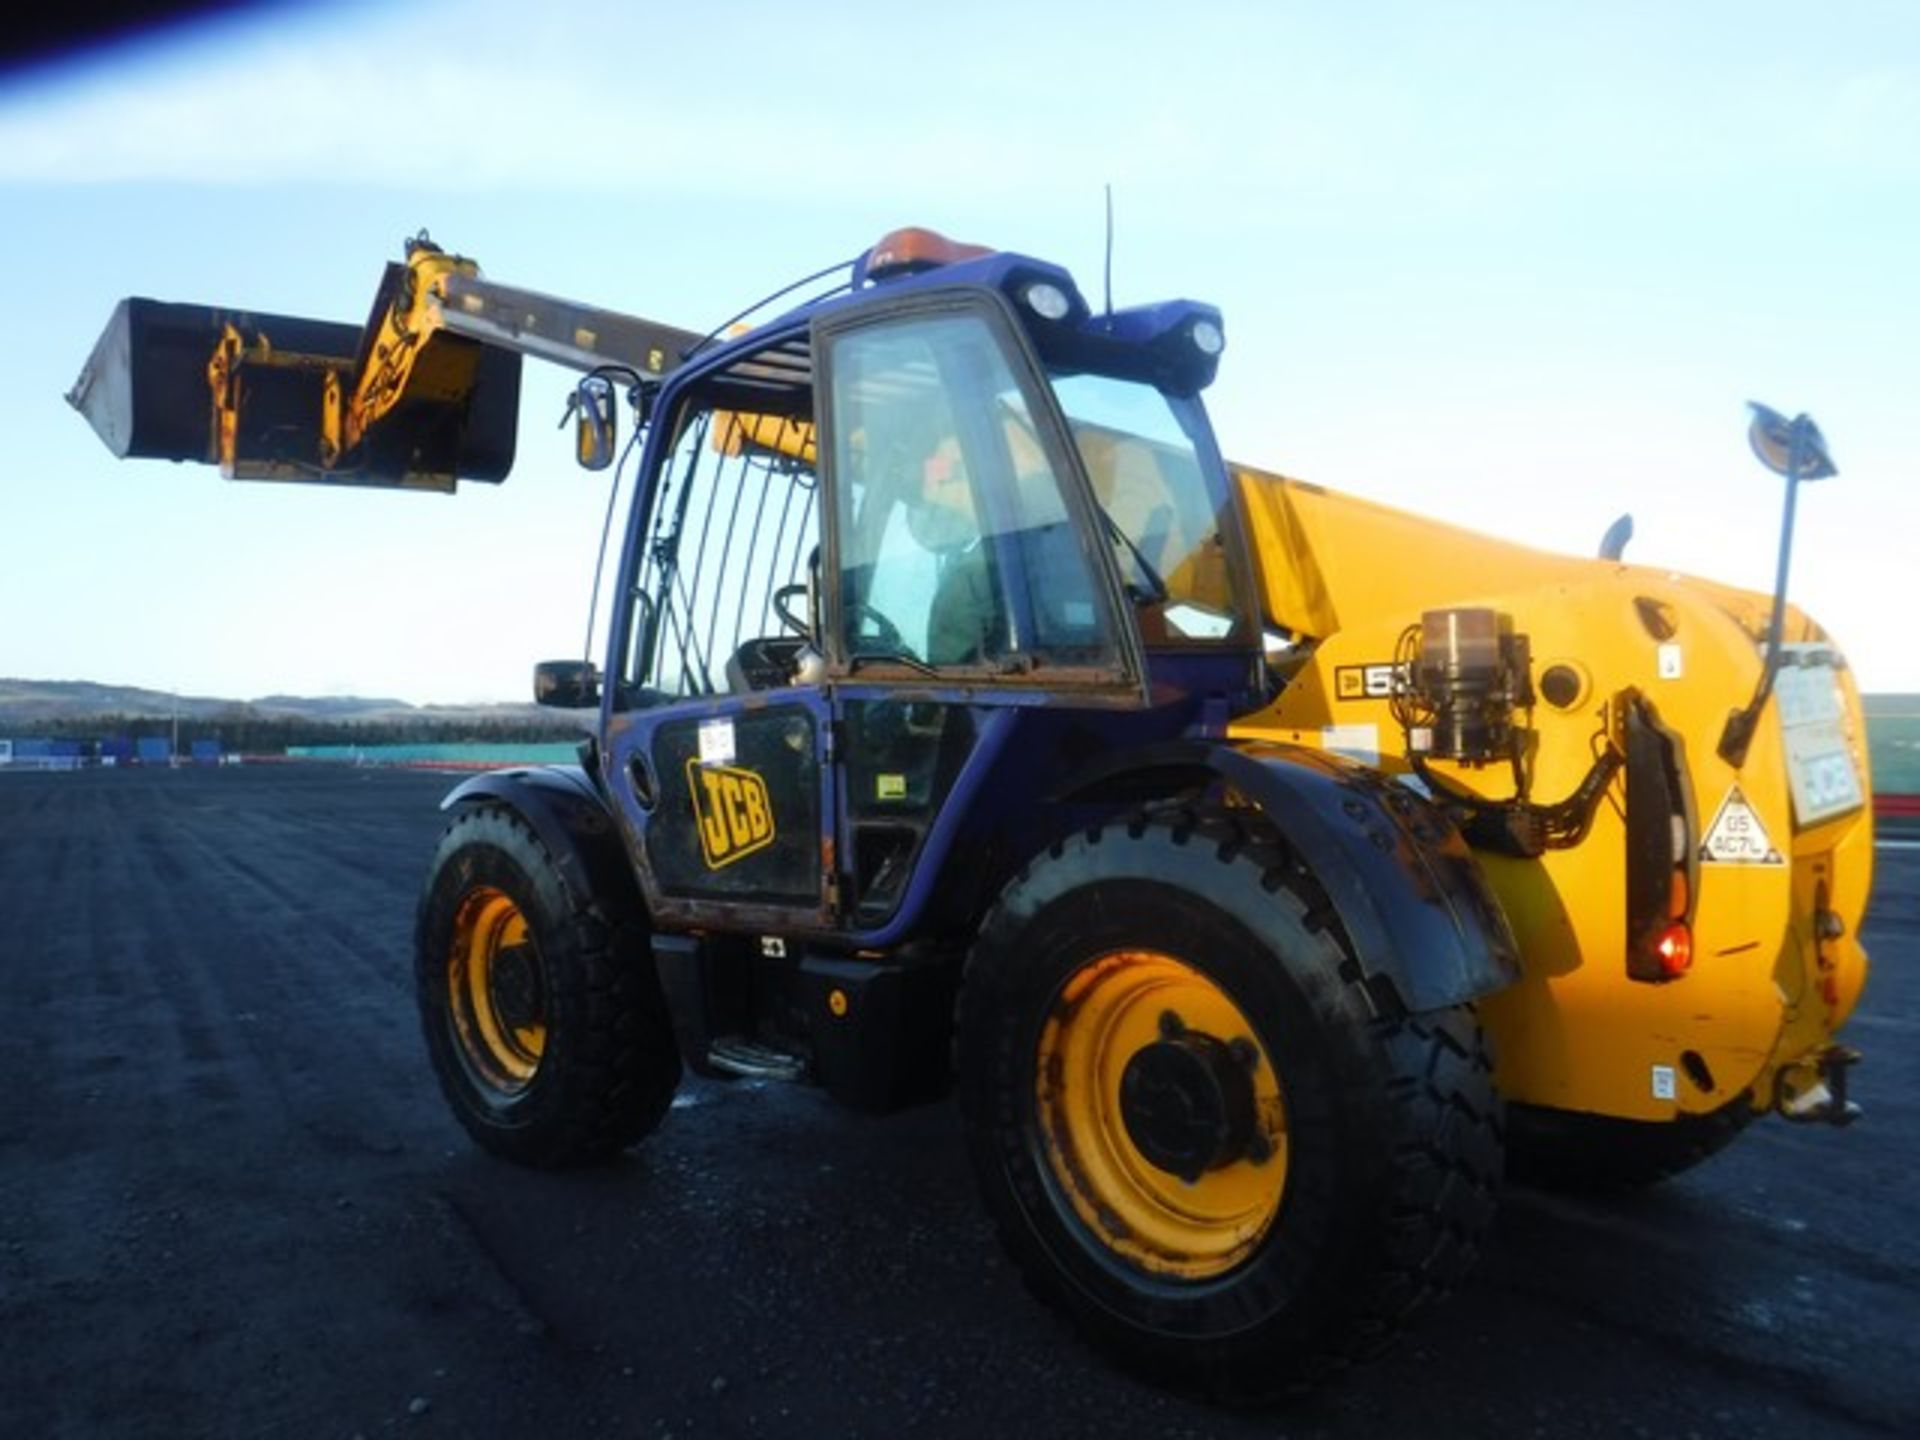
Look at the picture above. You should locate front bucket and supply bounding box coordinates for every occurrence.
[68,296,519,489]
[66,298,361,465]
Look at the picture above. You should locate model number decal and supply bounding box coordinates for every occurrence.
[687,759,777,869]
[1333,662,1406,701]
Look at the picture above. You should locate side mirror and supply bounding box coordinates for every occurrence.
[574,375,617,471]
[1747,403,1836,481]
[534,659,601,708]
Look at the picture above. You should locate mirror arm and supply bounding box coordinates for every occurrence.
[1718,409,1831,768]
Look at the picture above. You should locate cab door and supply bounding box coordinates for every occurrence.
[599,328,835,931]
[814,298,1148,931]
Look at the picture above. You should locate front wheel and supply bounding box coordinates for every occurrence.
[414,803,680,1167]
[956,812,1503,1400]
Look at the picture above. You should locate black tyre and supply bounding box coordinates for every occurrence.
[956,810,1503,1401]
[415,803,680,1167]
[1507,1097,1758,1191]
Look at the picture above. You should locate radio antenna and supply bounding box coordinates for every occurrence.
[1103,183,1115,319]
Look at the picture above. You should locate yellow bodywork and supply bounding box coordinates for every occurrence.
[1229,464,1872,1123]
[198,241,491,491]
[338,244,486,468]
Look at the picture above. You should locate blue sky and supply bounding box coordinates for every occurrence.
[1,0,1914,702]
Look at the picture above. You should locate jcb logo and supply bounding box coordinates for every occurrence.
[687,760,776,869]
[1334,662,1406,702]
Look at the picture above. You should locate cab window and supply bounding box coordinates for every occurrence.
[618,334,821,703]
[1050,372,1246,646]
[827,311,1116,674]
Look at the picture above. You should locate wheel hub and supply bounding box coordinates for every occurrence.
[447,885,548,1094]
[1033,949,1288,1279]
[1119,1023,1258,1183]
[489,941,542,1031]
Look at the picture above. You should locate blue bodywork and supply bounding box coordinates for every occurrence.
[443,236,1516,1024]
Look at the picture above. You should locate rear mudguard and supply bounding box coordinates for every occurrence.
[440,765,643,921]
[1056,739,1521,1015]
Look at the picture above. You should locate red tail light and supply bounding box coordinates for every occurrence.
[1626,697,1696,984]
[1655,923,1693,977]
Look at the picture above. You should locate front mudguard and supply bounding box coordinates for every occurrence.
[1057,740,1520,1015]
[440,764,644,923]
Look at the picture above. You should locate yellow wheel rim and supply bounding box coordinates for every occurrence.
[1035,950,1288,1280]
[447,886,548,1096]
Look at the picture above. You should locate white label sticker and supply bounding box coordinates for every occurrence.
[1700,784,1784,865]
[697,717,736,767]
[1774,658,1865,826]
[759,936,787,958]
[1320,723,1380,766]
[1651,1065,1677,1101]
[1658,643,1683,680]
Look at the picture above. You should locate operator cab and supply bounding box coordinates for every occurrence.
[588,229,1256,700]
[589,227,1263,937]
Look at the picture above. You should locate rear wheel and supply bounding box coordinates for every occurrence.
[957,811,1503,1400]
[415,804,680,1167]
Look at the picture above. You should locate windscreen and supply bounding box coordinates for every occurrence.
[1049,372,1246,645]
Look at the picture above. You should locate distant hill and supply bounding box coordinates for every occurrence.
[239,693,417,719]
[0,677,558,727]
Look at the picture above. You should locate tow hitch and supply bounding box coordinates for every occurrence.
[1772,1044,1862,1127]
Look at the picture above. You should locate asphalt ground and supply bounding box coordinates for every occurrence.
[2,766,1915,1440]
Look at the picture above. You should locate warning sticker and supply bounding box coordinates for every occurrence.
[697,717,736,768]
[1699,785,1784,865]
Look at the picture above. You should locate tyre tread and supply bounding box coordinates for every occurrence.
[958,803,1505,1400]
[416,804,679,1170]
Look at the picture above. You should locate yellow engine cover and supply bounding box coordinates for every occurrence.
[1229,464,1872,1122]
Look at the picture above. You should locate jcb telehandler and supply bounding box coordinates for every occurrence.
[70,227,1874,1398]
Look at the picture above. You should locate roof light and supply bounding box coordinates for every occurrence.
[862,226,995,283]
[1023,282,1071,321]
[1190,318,1225,356]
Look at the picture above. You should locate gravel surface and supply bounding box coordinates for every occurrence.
[2,766,1915,1438]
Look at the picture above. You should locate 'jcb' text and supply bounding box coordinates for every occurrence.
[687,760,777,869]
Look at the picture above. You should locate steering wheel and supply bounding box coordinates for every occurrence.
[772,582,812,637]
[847,601,906,654]
[773,584,904,655]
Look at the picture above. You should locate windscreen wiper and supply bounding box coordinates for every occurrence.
[1099,509,1169,604]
